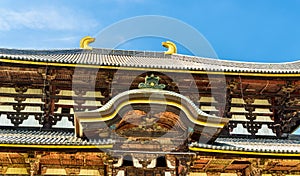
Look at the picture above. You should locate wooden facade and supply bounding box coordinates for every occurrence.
[0,45,299,175]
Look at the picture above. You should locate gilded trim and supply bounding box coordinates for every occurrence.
[162,41,177,54]
[78,99,226,128]
[80,36,95,50]
[189,146,300,157]
[1,58,300,77]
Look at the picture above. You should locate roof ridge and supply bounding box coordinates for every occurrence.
[0,47,167,58]
[174,53,300,65]
[1,47,300,73]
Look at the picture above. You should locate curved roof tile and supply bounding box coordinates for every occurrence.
[0,48,300,73]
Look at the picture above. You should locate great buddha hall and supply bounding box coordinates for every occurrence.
[0,37,299,175]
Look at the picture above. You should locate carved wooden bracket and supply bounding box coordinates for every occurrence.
[7,113,29,126]
[242,122,262,136]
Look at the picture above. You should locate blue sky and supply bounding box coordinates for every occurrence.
[0,1,299,134]
[0,0,300,62]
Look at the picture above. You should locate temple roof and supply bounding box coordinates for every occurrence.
[0,46,300,159]
[0,128,112,148]
[0,48,300,73]
[1,128,299,157]
[191,137,300,155]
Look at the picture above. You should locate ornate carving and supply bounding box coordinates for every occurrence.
[36,114,68,128]
[228,121,238,132]
[244,97,255,104]
[15,86,28,94]
[242,122,262,136]
[0,166,8,175]
[267,123,276,133]
[249,162,263,176]
[74,89,87,97]
[131,153,158,168]
[138,74,166,89]
[175,155,193,176]
[13,104,26,112]
[281,111,300,133]
[38,68,60,129]
[7,113,29,126]
[281,81,295,94]
[245,113,257,121]
[51,115,63,126]
[80,36,95,50]
[73,89,87,112]
[227,79,239,94]
[10,86,28,126]
[244,97,256,114]
[103,155,114,176]
[65,167,80,175]
[269,93,300,138]
[115,110,185,138]
[285,98,299,107]
[25,158,40,176]
[162,41,177,54]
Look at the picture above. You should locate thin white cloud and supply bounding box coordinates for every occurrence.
[44,36,78,42]
[0,7,98,31]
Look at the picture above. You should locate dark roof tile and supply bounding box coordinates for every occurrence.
[0,128,113,146]
[0,48,300,73]
[0,128,299,154]
[201,137,300,153]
